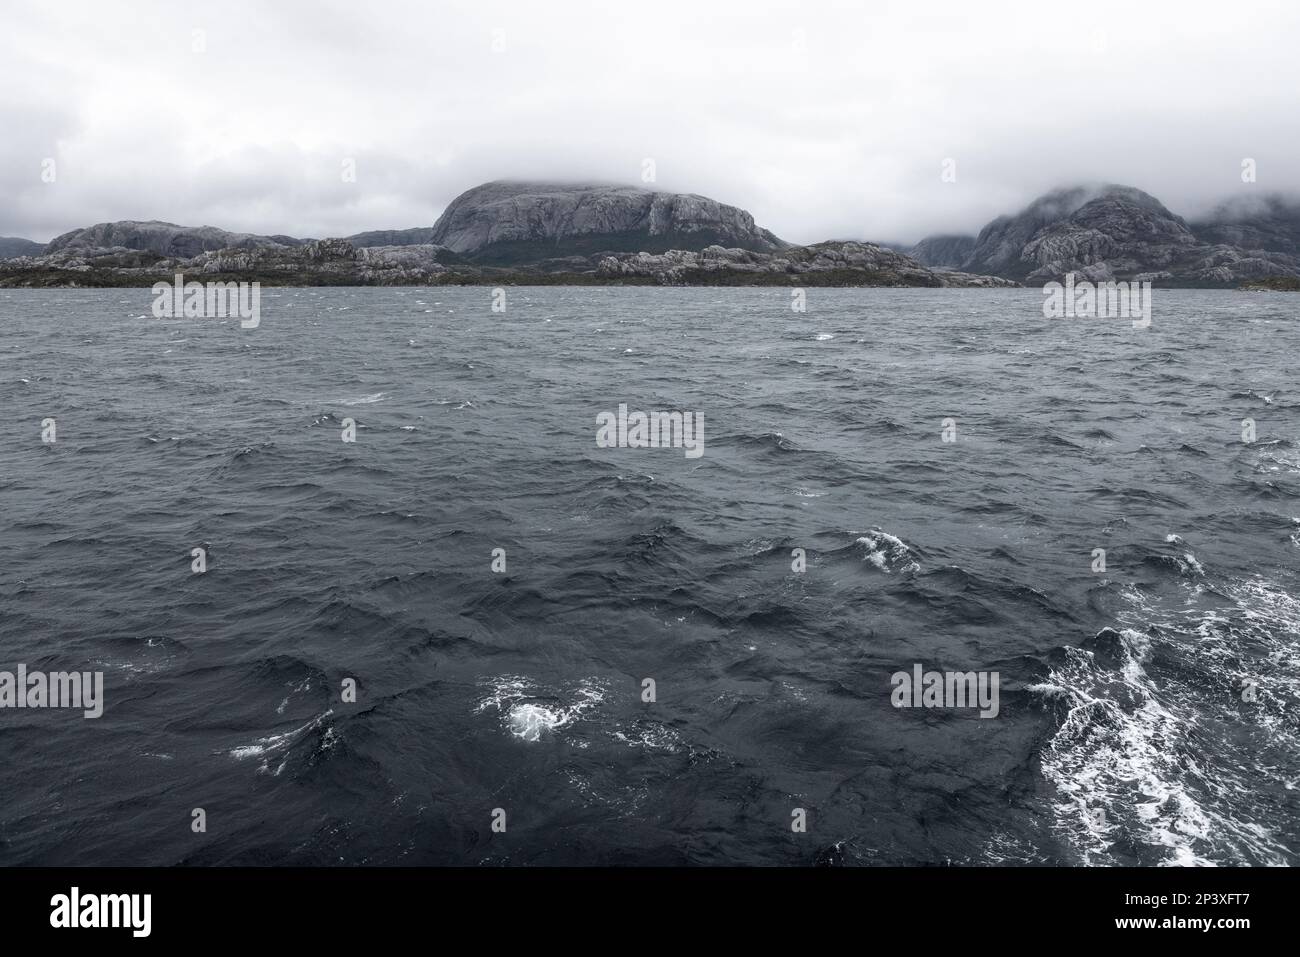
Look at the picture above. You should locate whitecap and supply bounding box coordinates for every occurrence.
[340,391,387,406]
[227,710,333,771]
[1033,574,1300,866]
[855,529,919,573]
[793,487,827,498]
[475,676,606,743]
[508,703,566,742]
[613,722,682,752]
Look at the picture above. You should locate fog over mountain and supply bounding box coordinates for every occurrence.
[2,0,1298,246]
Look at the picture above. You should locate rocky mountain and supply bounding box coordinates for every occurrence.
[344,227,439,248]
[911,184,1300,284]
[1016,186,1204,281]
[1191,194,1300,257]
[0,237,43,259]
[427,181,788,263]
[907,234,976,269]
[45,221,305,259]
[12,180,793,276]
[11,178,1299,288]
[962,186,1114,276]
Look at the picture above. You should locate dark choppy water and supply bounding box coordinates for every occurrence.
[1,286,1297,866]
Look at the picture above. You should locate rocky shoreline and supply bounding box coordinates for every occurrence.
[3,180,1298,289]
[0,235,1016,290]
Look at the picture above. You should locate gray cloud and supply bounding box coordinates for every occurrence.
[2,0,1297,244]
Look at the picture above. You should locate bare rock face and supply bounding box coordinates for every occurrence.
[16,180,1300,288]
[596,245,780,283]
[964,186,1106,276]
[187,239,450,283]
[429,181,788,263]
[591,240,1015,287]
[354,244,453,282]
[963,185,1300,283]
[0,237,451,284]
[6,245,169,271]
[790,241,942,283]
[967,185,1195,277]
[936,270,1022,288]
[1019,189,1200,281]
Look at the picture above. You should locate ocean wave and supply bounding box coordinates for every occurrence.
[714,431,804,453]
[854,529,919,573]
[475,675,607,743]
[227,709,335,775]
[339,391,387,406]
[611,720,683,753]
[1032,573,1300,866]
[1256,446,1300,473]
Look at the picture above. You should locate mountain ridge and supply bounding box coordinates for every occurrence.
[908,184,1300,284]
[5,180,1300,287]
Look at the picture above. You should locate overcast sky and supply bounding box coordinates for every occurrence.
[3,0,1298,245]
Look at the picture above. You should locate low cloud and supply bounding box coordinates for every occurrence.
[3,0,1297,244]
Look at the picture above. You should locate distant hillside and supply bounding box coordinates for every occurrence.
[0,237,44,259]
[45,221,305,259]
[427,181,789,265]
[344,228,439,248]
[908,234,976,269]
[1191,194,1300,257]
[10,179,1300,288]
[912,185,1300,284]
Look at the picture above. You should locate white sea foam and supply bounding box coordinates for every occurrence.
[507,703,565,741]
[228,709,333,774]
[854,529,919,573]
[1033,573,1300,866]
[1255,446,1300,472]
[793,487,827,498]
[476,675,606,743]
[340,391,387,406]
[612,722,682,752]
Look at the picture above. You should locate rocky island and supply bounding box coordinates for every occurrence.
[2,180,1297,289]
